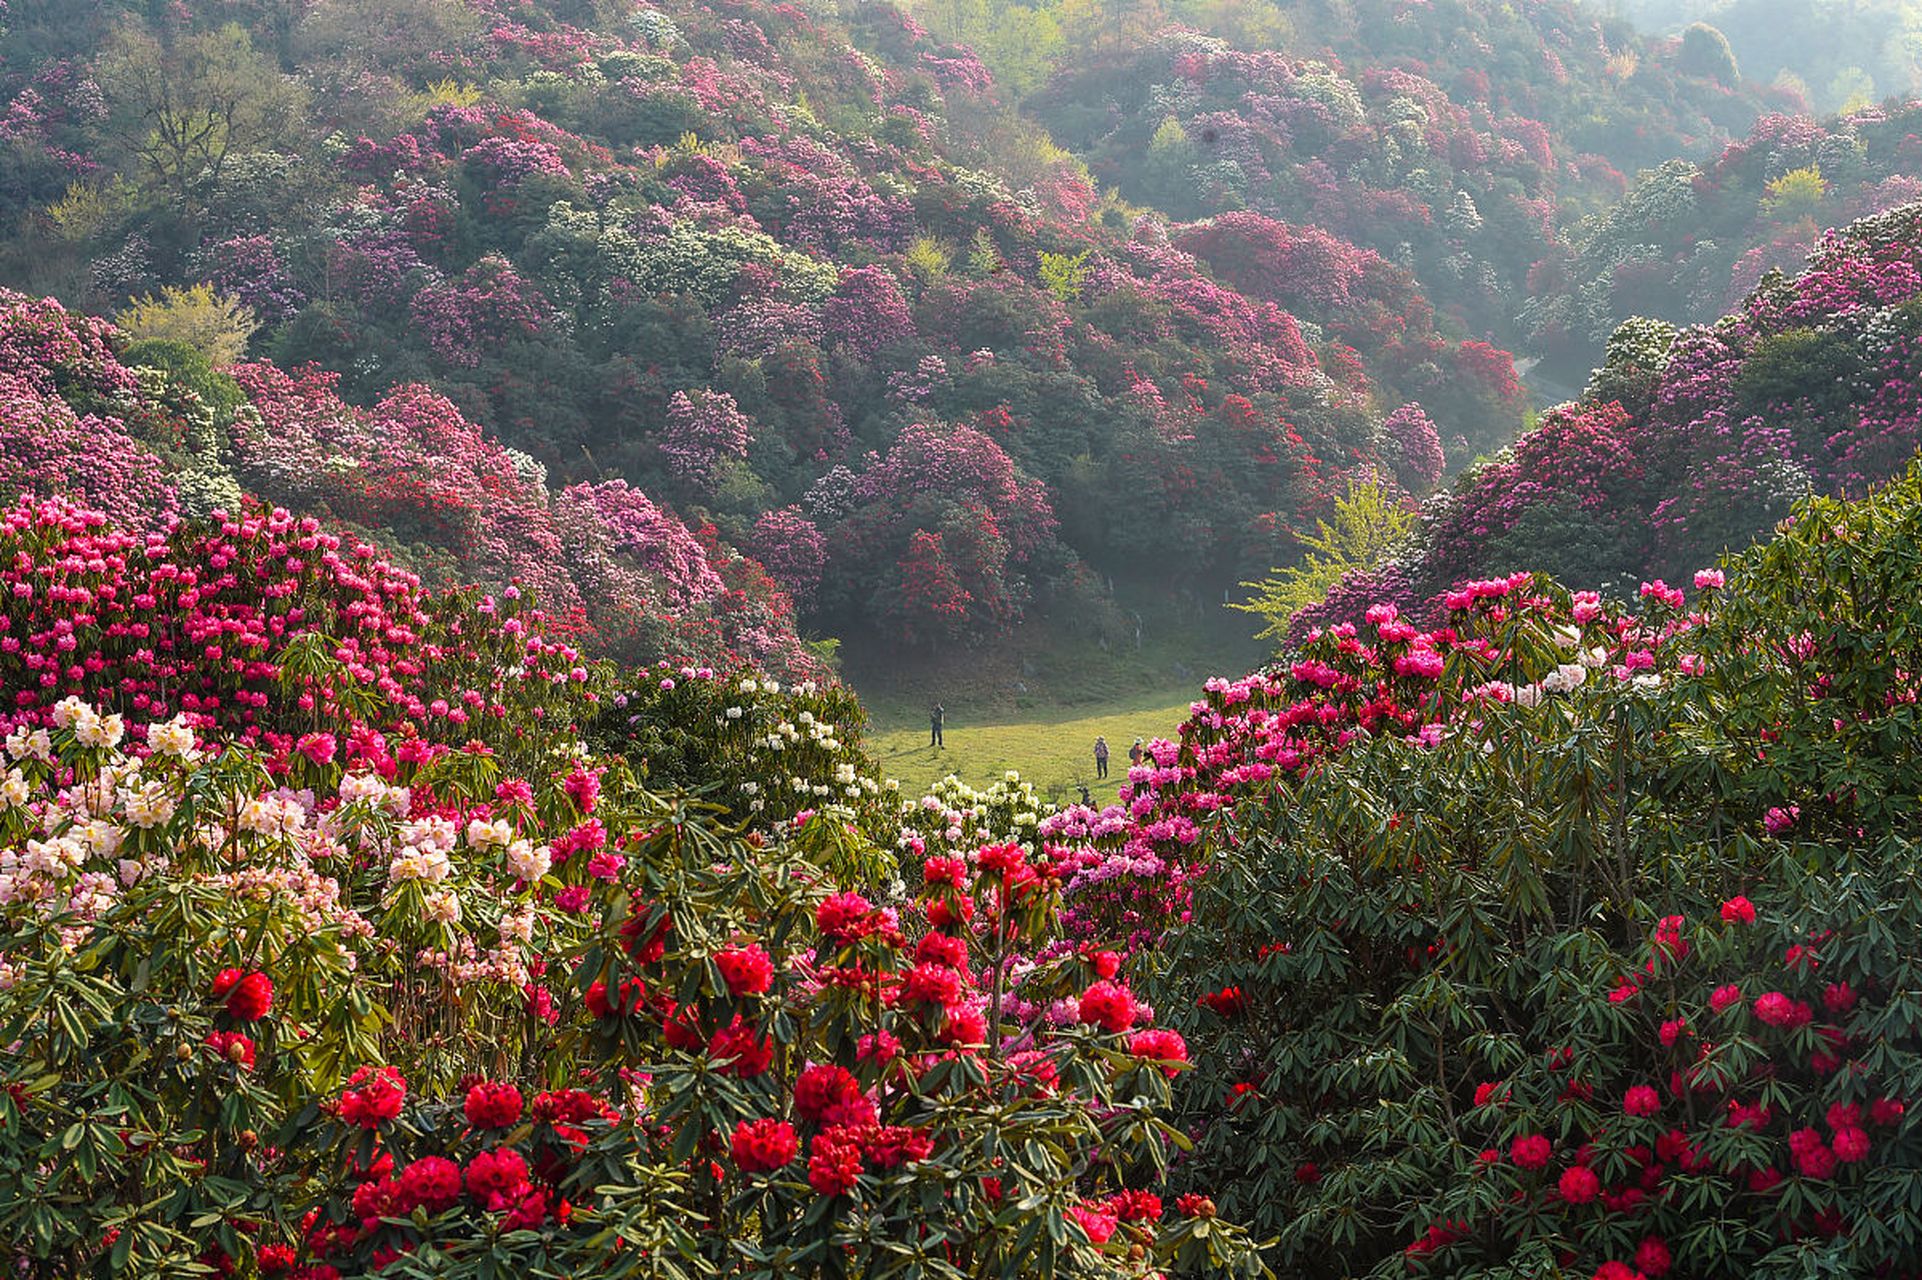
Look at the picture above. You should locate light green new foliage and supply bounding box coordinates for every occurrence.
[1760,165,1829,222]
[1037,249,1091,303]
[1235,480,1415,648]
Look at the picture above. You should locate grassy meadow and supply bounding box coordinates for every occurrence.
[865,690,1197,804]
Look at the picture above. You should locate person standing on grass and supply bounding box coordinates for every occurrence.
[1129,738,1144,769]
[930,704,945,748]
[1093,736,1109,779]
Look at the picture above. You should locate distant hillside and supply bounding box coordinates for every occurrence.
[1615,0,1922,113]
[1527,98,1922,370]
[979,0,1789,347]
[0,0,1523,668]
[1293,201,1922,639]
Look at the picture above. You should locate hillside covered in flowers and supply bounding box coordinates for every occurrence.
[9,404,1922,1275]
[1527,99,1922,366]
[1021,0,1787,350]
[7,0,1922,1272]
[1272,200,1922,641]
[0,0,1535,662]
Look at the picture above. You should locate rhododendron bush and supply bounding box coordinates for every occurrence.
[0,710,1266,1275]
[0,498,598,768]
[0,513,1264,1277]
[1110,472,1922,1275]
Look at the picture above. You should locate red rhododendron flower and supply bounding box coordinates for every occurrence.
[1709,983,1743,1013]
[1720,896,1756,925]
[815,891,874,943]
[1558,1166,1601,1204]
[501,1186,551,1231]
[1128,1028,1189,1076]
[1077,980,1137,1033]
[1872,1098,1906,1126]
[1592,1263,1643,1280]
[1109,1189,1162,1222]
[922,856,966,888]
[862,1123,935,1169]
[353,1176,401,1228]
[218,971,273,1022]
[795,1064,863,1123]
[1198,985,1247,1017]
[1635,1237,1672,1277]
[1753,992,1798,1026]
[465,1148,531,1210]
[716,943,774,996]
[731,1118,799,1173]
[1623,1085,1661,1117]
[942,1005,987,1047]
[1658,1017,1687,1046]
[925,894,972,931]
[1511,1134,1552,1169]
[339,1066,407,1128]
[706,1017,773,1077]
[902,961,964,1006]
[463,1081,523,1129]
[1068,1202,1117,1244]
[398,1156,462,1212]
[1174,1193,1214,1217]
[1823,981,1857,1014]
[914,932,967,969]
[1473,1081,1504,1107]
[807,1128,863,1196]
[856,1030,901,1065]
[1832,1126,1871,1162]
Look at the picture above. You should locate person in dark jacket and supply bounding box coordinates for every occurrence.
[1093,736,1110,779]
[1128,738,1144,768]
[930,704,945,748]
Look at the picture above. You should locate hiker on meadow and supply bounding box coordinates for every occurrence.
[1093,735,1109,779]
[930,703,945,748]
[1129,738,1144,769]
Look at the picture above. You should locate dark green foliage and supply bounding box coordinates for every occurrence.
[1155,469,1922,1275]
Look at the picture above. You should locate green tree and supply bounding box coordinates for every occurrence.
[1760,165,1829,222]
[95,22,309,207]
[1677,21,1741,85]
[1234,480,1414,649]
[115,284,259,366]
[1038,249,1091,303]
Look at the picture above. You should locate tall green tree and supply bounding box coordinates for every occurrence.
[95,22,309,208]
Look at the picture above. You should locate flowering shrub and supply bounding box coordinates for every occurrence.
[0,497,596,768]
[591,664,899,838]
[0,687,1267,1276]
[1076,467,1922,1275]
